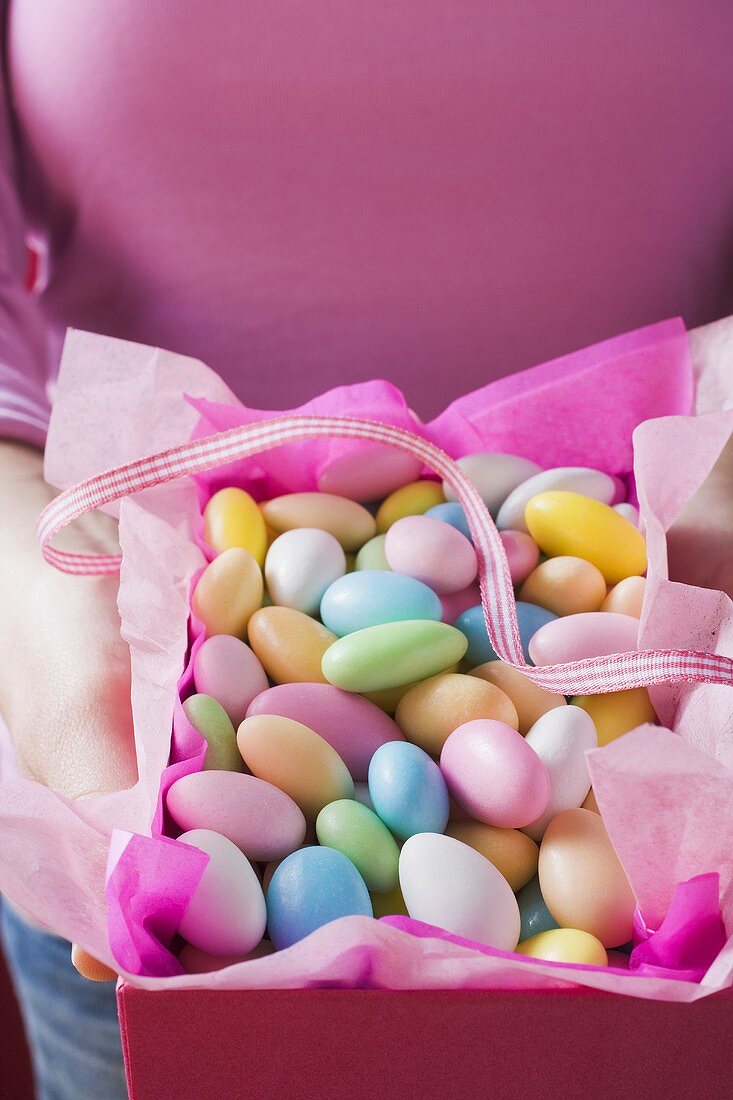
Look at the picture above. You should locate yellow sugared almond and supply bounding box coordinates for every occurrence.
[525,492,646,584]
[203,487,268,565]
[573,687,657,747]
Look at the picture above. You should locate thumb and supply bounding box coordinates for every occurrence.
[71,943,118,982]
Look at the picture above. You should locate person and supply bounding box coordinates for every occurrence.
[0,3,731,1098]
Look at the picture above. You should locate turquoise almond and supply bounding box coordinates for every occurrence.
[320,569,442,636]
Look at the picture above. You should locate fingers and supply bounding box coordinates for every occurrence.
[71,943,118,982]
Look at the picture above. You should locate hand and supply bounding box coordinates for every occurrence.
[0,442,136,980]
[667,432,733,598]
[0,441,137,799]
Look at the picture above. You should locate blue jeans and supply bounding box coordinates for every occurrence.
[1,901,127,1100]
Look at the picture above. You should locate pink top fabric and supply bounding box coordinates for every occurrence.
[1,0,732,445]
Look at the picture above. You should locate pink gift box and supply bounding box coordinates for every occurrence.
[117,984,733,1100]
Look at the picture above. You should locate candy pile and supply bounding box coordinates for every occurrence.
[167,453,655,975]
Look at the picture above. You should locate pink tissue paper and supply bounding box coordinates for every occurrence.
[1,315,732,1002]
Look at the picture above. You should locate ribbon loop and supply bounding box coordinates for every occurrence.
[37,414,733,695]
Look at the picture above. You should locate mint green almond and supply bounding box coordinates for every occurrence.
[321,619,468,693]
[355,534,390,572]
[183,693,244,773]
[316,799,400,893]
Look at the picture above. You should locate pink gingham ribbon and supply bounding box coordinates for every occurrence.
[36,415,733,696]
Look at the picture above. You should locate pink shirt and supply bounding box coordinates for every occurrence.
[1,0,732,445]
